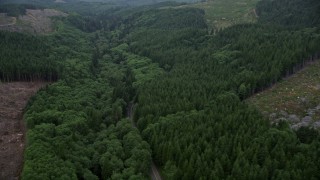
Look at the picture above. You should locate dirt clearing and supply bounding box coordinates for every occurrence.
[0,9,67,34]
[0,82,46,180]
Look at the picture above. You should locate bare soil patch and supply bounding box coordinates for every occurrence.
[0,82,46,180]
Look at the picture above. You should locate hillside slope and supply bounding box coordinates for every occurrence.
[1,0,320,179]
[0,8,67,34]
[247,59,320,129]
[170,0,259,33]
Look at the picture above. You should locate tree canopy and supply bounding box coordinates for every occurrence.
[1,0,319,179]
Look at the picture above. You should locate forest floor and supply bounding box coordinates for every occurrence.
[0,9,67,34]
[0,82,46,180]
[247,60,320,130]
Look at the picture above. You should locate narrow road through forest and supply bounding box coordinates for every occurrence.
[127,102,162,180]
[150,161,162,180]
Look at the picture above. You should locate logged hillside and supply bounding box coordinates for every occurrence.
[248,59,320,129]
[0,5,67,34]
[174,0,259,32]
[0,0,320,179]
[0,82,46,180]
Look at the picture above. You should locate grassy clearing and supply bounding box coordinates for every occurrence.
[247,60,320,120]
[169,0,259,32]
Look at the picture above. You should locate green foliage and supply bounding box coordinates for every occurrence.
[21,19,152,179]
[81,0,198,7]
[112,43,164,88]
[23,65,151,179]
[125,1,320,179]
[257,0,320,27]
[0,31,60,82]
[163,161,178,179]
[0,0,55,7]
[182,0,259,32]
[54,2,116,15]
[4,0,320,179]
[132,8,207,30]
[296,127,320,144]
[0,4,41,16]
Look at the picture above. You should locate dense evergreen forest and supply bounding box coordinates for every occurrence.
[0,4,41,16]
[257,0,320,27]
[0,32,60,81]
[1,0,320,179]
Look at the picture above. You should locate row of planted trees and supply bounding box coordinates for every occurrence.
[0,31,60,82]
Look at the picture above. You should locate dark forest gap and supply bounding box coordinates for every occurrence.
[0,82,46,180]
[127,102,162,180]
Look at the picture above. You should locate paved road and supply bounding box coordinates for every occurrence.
[127,102,162,180]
